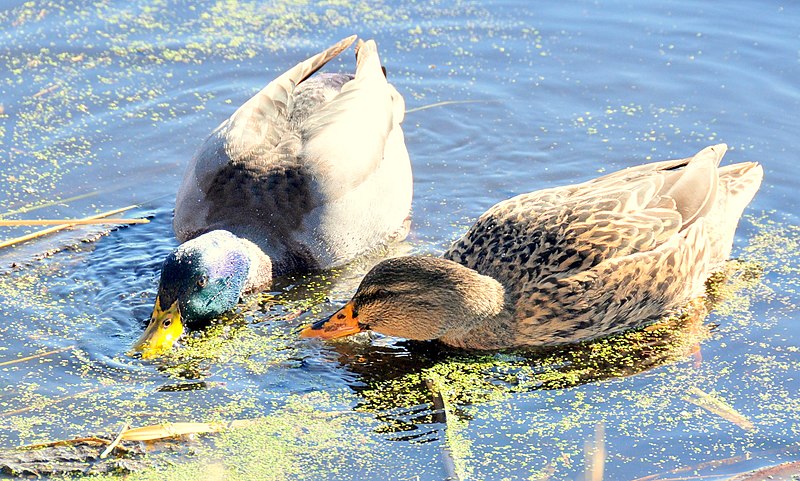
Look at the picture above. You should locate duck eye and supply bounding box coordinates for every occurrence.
[197,276,208,288]
[163,319,172,328]
[375,288,391,297]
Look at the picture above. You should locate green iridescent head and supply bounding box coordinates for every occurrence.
[132,230,251,358]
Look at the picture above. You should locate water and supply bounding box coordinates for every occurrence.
[0,1,798,479]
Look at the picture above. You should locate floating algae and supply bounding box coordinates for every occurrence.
[1,0,799,479]
[1,209,796,480]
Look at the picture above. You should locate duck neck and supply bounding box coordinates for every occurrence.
[438,305,517,350]
[233,236,274,293]
[433,263,516,349]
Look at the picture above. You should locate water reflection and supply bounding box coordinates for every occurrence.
[147,256,759,428]
[1,0,798,477]
[314,260,761,436]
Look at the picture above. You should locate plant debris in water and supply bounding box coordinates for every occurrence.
[1,0,799,479]
[0,438,148,477]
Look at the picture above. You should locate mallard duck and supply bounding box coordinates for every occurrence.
[133,36,412,358]
[302,144,762,349]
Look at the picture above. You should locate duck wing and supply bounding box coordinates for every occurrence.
[444,144,762,345]
[174,35,358,245]
[299,39,406,198]
[443,146,718,289]
[287,39,412,269]
[173,37,407,274]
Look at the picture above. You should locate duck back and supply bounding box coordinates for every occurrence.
[444,144,762,346]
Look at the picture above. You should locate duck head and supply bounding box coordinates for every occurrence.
[132,230,255,359]
[301,256,507,344]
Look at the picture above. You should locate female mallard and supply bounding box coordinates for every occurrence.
[303,144,762,349]
[134,36,412,358]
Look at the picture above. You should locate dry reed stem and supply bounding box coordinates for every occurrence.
[0,218,149,226]
[120,422,230,441]
[405,99,498,114]
[0,191,104,218]
[584,422,606,481]
[100,423,130,459]
[0,387,101,417]
[116,419,258,441]
[0,345,76,367]
[0,205,141,249]
[681,386,755,431]
[724,461,800,481]
[32,84,60,98]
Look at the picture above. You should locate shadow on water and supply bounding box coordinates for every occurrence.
[152,254,762,440]
[0,211,789,480]
[308,260,764,440]
[1,0,799,478]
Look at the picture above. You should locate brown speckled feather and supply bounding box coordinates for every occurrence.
[443,144,763,347]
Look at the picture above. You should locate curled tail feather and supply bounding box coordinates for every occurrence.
[708,161,763,263]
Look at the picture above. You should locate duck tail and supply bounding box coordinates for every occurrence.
[354,39,405,123]
[354,39,381,75]
[663,144,726,228]
[236,35,358,120]
[221,35,357,152]
[718,161,764,215]
[710,160,764,263]
[271,35,357,95]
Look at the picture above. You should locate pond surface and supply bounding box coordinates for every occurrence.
[1,1,799,480]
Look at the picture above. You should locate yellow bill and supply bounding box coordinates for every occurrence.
[300,301,363,339]
[131,296,184,359]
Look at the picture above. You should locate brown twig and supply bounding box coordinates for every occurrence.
[0,345,76,367]
[0,205,141,249]
[0,387,101,417]
[638,475,736,481]
[0,218,149,226]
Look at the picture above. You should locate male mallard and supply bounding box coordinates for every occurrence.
[134,36,412,358]
[303,144,762,349]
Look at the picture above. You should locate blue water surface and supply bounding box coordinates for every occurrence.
[0,1,798,479]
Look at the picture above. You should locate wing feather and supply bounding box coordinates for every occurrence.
[443,145,734,306]
[445,144,762,346]
[300,39,403,197]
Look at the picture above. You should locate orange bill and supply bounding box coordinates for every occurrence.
[300,301,363,339]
